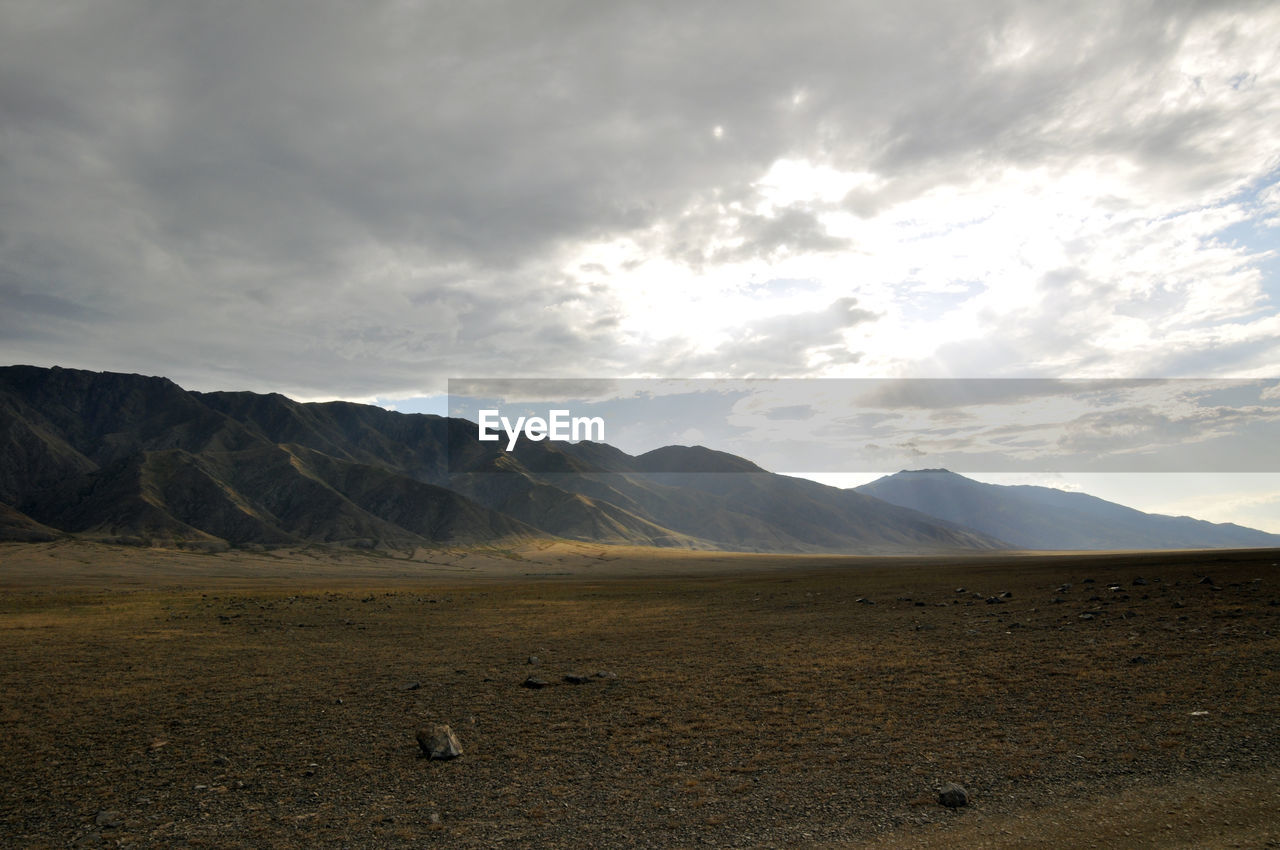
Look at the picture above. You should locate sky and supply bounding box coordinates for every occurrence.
[2,1,1279,529]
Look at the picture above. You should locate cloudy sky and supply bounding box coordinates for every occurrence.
[3,1,1279,527]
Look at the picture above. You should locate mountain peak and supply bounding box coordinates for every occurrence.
[857,469,1280,550]
[634,445,765,473]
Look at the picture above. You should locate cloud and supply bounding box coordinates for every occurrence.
[1,1,1278,396]
[642,296,877,377]
[762,404,816,421]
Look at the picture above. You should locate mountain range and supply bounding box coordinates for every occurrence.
[2,365,1277,553]
[855,468,1280,551]
[0,365,1000,553]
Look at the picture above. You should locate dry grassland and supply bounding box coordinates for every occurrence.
[1,542,1278,847]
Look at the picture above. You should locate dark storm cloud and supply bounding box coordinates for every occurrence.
[0,0,1274,395]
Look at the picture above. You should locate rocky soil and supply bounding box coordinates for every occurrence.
[0,544,1277,847]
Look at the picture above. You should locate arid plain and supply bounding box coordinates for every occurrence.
[1,541,1277,848]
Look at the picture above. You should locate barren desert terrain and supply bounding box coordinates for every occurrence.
[1,541,1278,848]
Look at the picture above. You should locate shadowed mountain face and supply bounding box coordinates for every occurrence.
[856,469,1280,550]
[0,366,531,549]
[0,365,1010,553]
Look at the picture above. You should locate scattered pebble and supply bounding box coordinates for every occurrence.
[937,783,969,807]
[417,724,463,760]
[94,810,122,829]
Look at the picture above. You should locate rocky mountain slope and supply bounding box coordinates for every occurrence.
[0,366,1007,553]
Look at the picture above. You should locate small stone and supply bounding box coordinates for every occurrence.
[1133,577,1148,586]
[563,673,590,684]
[527,655,540,665]
[94,810,122,829]
[429,812,442,824]
[955,587,966,594]
[1057,584,1072,592]
[998,591,1012,599]
[937,783,969,807]
[521,676,548,689]
[595,670,618,679]
[1079,612,1096,620]
[416,724,462,760]
[1199,576,1214,585]
[401,681,421,691]
[1128,655,1149,665]
[985,596,1003,604]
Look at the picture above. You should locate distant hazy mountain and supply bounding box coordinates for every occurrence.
[856,469,1280,550]
[0,365,1008,553]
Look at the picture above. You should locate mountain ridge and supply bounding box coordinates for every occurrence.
[856,468,1280,550]
[0,365,1008,554]
[8,366,1273,553]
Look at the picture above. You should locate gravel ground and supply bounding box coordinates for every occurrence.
[1,545,1277,847]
